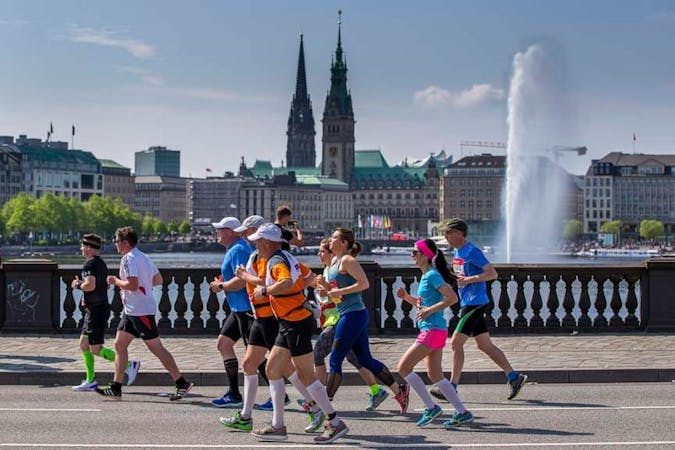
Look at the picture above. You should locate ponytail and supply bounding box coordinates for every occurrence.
[421,238,457,289]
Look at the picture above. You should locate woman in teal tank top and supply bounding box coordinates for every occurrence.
[316,227,410,414]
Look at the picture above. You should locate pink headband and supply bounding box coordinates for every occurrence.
[415,240,435,260]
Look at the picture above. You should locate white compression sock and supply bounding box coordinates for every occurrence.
[436,378,467,413]
[307,379,339,426]
[404,372,435,410]
[269,378,286,428]
[241,374,258,419]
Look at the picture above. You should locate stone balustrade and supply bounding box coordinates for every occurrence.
[2,259,674,333]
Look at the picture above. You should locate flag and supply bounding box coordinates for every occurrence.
[357,214,362,228]
[72,125,75,136]
[205,168,212,172]
[633,132,636,142]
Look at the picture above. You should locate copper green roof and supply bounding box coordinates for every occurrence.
[249,159,320,178]
[19,145,100,169]
[296,175,349,189]
[355,150,389,168]
[98,158,130,170]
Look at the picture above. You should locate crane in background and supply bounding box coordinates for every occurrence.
[459,140,505,157]
[459,140,586,163]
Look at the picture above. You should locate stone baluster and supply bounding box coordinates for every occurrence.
[577,273,592,328]
[561,274,576,328]
[61,274,77,330]
[609,274,624,327]
[189,273,205,330]
[624,273,640,327]
[497,274,512,329]
[545,274,561,328]
[157,277,172,330]
[593,274,609,328]
[382,275,397,330]
[513,271,528,329]
[205,288,221,330]
[485,279,496,328]
[172,273,188,329]
[529,274,544,328]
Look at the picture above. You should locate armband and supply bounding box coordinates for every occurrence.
[262,286,268,296]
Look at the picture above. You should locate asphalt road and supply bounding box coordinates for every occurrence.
[1,382,674,449]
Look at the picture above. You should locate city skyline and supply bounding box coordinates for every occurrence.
[2,0,675,178]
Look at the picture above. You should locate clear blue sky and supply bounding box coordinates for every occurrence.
[2,0,674,177]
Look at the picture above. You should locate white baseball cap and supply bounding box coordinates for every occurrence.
[212,216,241,230]
[234,215,265,233]
[247,223,283,242]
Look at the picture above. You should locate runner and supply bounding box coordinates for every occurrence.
[95,226,192,400]
[312,238,388,411]
[444,218,527,401]
[396,238,474,428]
[246,223,349,444]
[208,216,263,408]
[71,233,140,391]
[317,227,410,414]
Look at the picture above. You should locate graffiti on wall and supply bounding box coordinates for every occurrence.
[6,279,40,322]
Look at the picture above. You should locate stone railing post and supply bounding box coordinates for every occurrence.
[2,259,59,332]
[360,261,382,333]
[644,257,675,331]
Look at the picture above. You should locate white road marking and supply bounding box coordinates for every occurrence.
[0,408,101,412]
[2,442,675,448]
[414,405,675,412]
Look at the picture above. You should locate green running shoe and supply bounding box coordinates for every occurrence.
[220,411,253,432]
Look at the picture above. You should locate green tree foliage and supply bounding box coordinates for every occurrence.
[600,220,622,236]
[639,220,665,241]
[178,220,191,235]
[2,193,37,235]
[153,218,168,235]
[562,219,583,240]
[141,215,155,235]
[168,220,179,234]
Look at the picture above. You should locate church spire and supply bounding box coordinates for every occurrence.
[286,34,316,168]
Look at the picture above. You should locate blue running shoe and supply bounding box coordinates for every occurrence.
[443,410,474,428]
[365,388,389,411]
[417,404,443,427]
[255,394,290,411]
[212,392,243,408]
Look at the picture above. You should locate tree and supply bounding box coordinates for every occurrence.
[639,220,665,241]
[141,215,155,235]
[153,219,167,235]
[168,220,180,234]
[178,220,191,235]
[600,220,622,236]
[562,219,583,240]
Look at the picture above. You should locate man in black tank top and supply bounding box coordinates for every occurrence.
[71,234,140,391]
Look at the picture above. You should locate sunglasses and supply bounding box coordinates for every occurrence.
[411,249,420,256]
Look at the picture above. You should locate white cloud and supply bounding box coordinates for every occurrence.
[413,83,505,108]
[119,66,165,86]
[67,26,155,59]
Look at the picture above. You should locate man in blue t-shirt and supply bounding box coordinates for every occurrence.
[208,216,259,408]
[444,218,527,400]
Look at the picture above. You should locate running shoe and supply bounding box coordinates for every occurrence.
[220,411,252,432]
[72,380,98,391]
[304,410,325,433]
[508,373,528,400]
[251,423,288,442]
[211,392,243,408]
[313,420,349,444]
[417,404,443,427]
[443,410,474,428]
[126,360,141,386]
[365,388,389,411]
[255,394,290,411]
[394,383,410,415]
[169,381,194,401]
[94,384,121,399]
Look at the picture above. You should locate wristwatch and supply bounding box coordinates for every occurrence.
[262,286,268,296]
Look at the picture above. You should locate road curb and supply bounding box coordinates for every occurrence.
[2,368,674,386]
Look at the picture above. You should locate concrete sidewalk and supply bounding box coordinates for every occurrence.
[1,333,674,386]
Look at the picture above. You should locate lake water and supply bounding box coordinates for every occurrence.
[45,250,649,268]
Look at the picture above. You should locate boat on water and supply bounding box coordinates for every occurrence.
[575,248,660,258]
[371,246,415,255]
